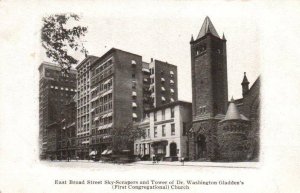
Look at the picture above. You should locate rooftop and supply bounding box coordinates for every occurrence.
[145,100,192,113]
[197,16,220,39]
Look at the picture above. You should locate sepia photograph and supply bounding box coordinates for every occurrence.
[39,14,260,165]
[0,1,300,193]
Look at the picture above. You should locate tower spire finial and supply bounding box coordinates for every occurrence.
[191,34,194,42]
[197,16,220,39]
[241,72,250,96]
[222,33,226,40]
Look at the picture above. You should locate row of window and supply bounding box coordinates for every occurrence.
[91,79,113,98]
[91,67,113,86]
[49,85,76,92]
[92,59,113,76]
[77,62,90,76]
[153,123,175,138]
[92,116,113,127]
[154,107,174,121]
[91,101,113,115]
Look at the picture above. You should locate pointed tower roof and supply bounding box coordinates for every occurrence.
[190,34,194,42]
[222,33,226,40]
[197,16,220,39]
[242,72,249,84]
[223,97,242,120]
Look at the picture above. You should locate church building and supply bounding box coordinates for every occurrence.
[188,17,260,161]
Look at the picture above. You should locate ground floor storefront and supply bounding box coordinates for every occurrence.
[134,138,188,161]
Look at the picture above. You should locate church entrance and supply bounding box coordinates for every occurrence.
[170,143,177,157]
[196,134,207,159]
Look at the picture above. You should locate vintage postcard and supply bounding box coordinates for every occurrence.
[0,1,299,193]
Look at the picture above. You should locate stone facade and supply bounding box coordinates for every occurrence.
[217,119,250,161]
[188,17,260,162]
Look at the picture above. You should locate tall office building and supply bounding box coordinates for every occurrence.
[75,56,99,159]
[39,62,77,159]
[89,48,144,154]
[147,59,178,109]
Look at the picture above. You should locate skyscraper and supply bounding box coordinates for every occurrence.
[39,62,77,159]
[89,48,144,154]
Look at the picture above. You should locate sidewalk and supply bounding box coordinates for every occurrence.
[133,161,260,168]
[45,159,259,168]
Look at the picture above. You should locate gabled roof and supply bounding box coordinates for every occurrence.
[197,16,220,39]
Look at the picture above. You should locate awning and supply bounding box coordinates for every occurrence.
[170,79,174,84]
[132,102,137,107]
[103,79,111,85]
[62,126,66,130]
[98,125,104,130]
[143,78,148,82]
[161,87,165,91]
[107,150,113,155]
[89,151,97,156]
[132,113,137,118]
[101,89,112,97]
[161,77,165,82]
[103,112,112,118]
[91,108,95,113]
[149,84,154,91]
[106,123,113,129]
[142,68,150,73]
[170,98,174,102]
[94,117,99,121]
[90,87,97,92]
[161,96,166,101]
[101,149,112,155]
[91,96,99,102]
[151,140,168,146]
[82,141,89,144]
[103,135,111,139]
[170,88,174,93]
[170,71,174,75]
[131,60,136,65]
[67,122,75,128]
[101,150,108,155]
[132,91,137,96]
[106,112,113,117]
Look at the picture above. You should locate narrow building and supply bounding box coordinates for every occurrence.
[75,56,99,159]
[146,59,178,109]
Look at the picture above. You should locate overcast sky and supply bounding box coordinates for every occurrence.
[41,1,261,102]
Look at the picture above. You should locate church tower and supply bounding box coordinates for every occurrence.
[189,17,228,161]
[190,16,228,119]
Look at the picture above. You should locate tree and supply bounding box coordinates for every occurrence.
[109,124,146,154]
[41,14,88,74]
